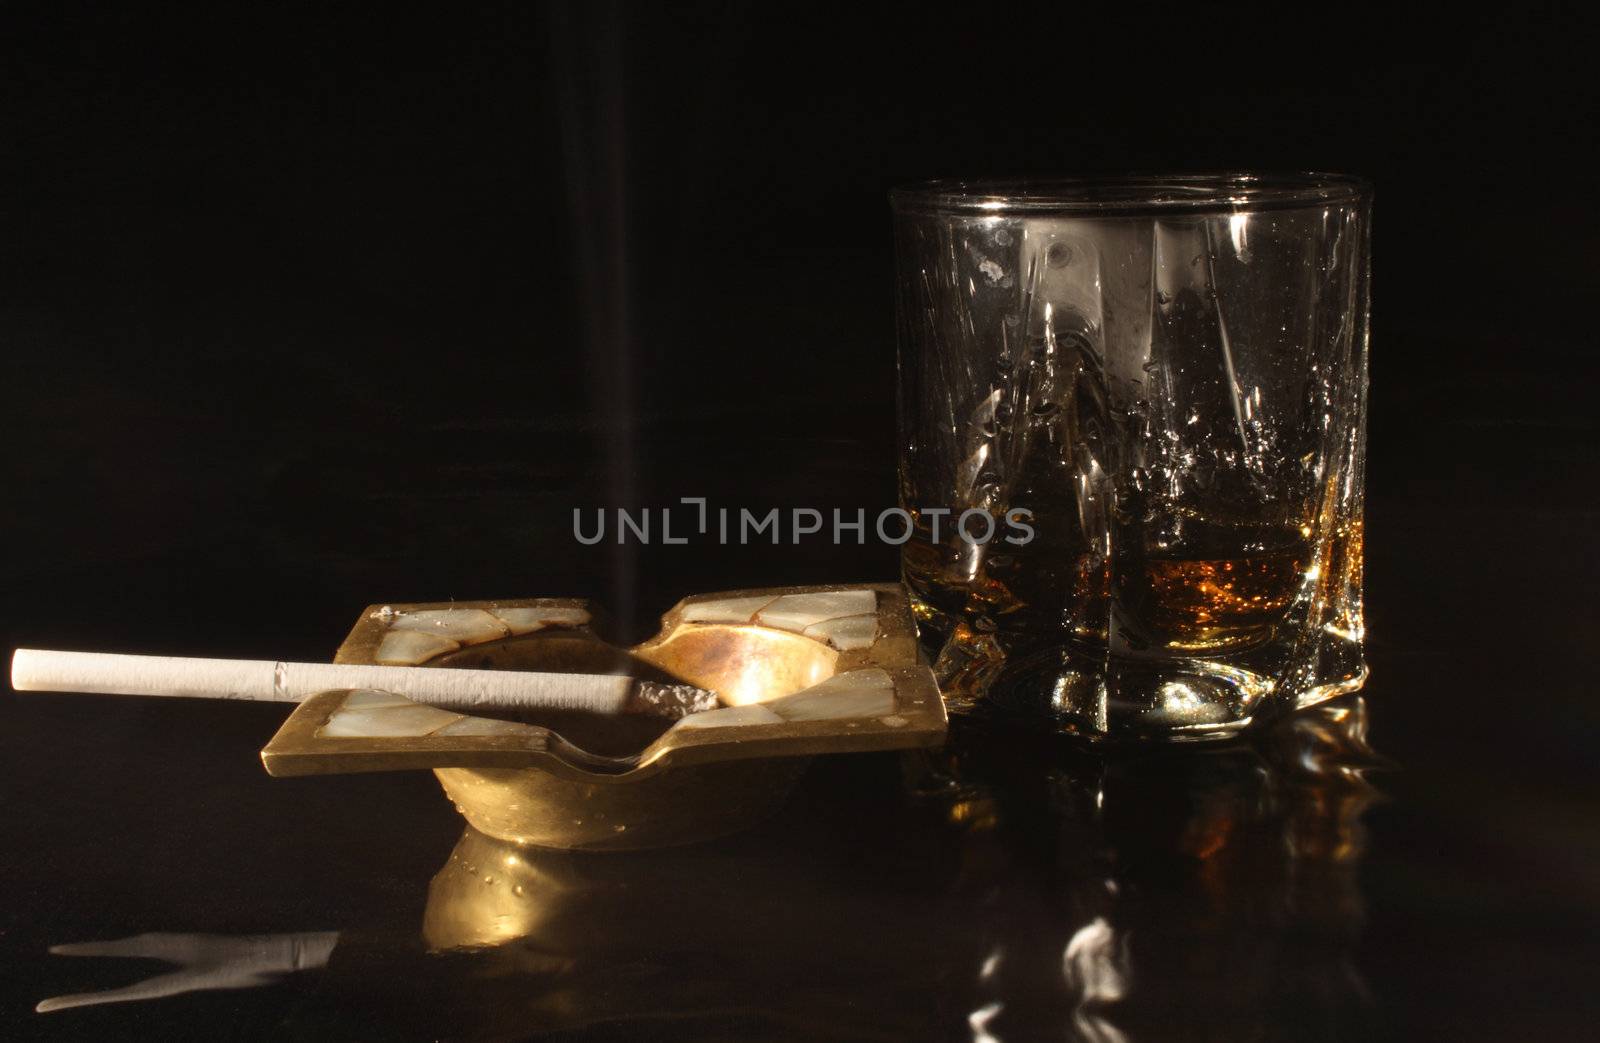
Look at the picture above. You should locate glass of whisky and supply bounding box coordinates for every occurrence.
[892,174,1370,739]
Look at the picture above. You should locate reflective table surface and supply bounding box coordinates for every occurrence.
[5,466,1599,1042]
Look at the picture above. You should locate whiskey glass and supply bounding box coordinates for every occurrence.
[893,174,1370,740]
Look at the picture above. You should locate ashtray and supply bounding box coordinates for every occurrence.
[260,583,946,850]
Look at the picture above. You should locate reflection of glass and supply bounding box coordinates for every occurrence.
[893,176,1371,739]
[917,696,1383,1042]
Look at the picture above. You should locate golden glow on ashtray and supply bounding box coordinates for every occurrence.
[680,589,878,651]
[643,625,837,707]
[672,668,896,730]
[373,603,593,665]
[653,588,883,704]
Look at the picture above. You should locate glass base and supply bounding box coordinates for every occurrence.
[927,616,1367,743]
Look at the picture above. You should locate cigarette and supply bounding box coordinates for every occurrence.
[9,648,718,719]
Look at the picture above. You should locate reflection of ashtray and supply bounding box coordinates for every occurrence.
[261,583,946,850]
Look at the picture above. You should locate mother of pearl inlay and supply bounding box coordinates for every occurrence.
[374,605,593,665]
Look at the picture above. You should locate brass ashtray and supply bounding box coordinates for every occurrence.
[261,583,946,850]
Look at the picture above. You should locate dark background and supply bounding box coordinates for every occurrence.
[3,3,1593,644]
[2,4,1598,1041]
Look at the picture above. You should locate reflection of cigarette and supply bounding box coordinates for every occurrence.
[9,648,718,719]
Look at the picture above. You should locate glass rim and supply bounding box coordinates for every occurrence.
[889,172,1371,216]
